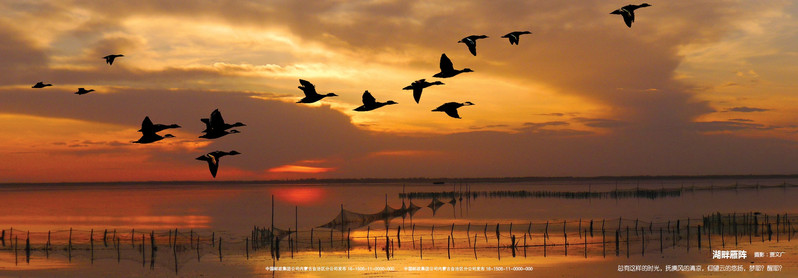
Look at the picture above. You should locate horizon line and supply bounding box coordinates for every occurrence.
[3,174,798,187]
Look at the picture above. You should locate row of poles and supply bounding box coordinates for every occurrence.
[2,211,795,268]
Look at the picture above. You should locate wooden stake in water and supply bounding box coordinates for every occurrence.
[615,229,619,257]
[511,235,516,258]
[626,226,630,258]
[141,234,145,267]
[117,238,121,263]
[602,228,606,258]
[524,233,527,258]
[497,224,501,260]
[467,223,472,247]
[397,226,402,248]
[564,230,568,256]
[484,223,488,242]
[474,234,478,260]
[246,237,249,260]
[25,232,30,264]
[46,230,50,258]
[219,237,223,262]
[698,225,702,249]
[447,235,451,259]
[544,231,547,257]
[347,228,351,259]
[385,236,390,260]
[583,230,587,258]
[642,228,645,257]
[545,221,549,239]
[432,225,435,248]
[69,228,73,263]
[91,229,95,264]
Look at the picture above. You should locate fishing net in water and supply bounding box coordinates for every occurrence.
[317,200,423,231]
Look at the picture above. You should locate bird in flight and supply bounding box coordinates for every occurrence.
[199,109,244,139]
[32,82,52,88]
[433,54,473,78]
[458,35,488,56]
[610,3,651,28]
[133,116,176,144]
[402,79,444,104]
[432,101,474,119]
[501,31,532,45]
[196,150,241,178]
[103,54,124,65]
[297,79,338,103]
[74,88,95,95]
[137,117,180,133]
[354,91,397,112]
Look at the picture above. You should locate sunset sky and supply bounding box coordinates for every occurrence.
[2,0,798,182]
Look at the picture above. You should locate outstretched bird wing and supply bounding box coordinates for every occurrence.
[439,54,454,72]
[209,109,225,130]
[622,10,634,27]
[200,118,212,132]
[413,87,423,103]
[139,116,155,134]
[362,91,376,106]
[444,109,461,119]
[466,40,477,56]
[298,79,319,97]
[510,33,520,45]
[205,154,219,178]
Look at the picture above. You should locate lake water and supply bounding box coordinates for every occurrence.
[1,178,797,277]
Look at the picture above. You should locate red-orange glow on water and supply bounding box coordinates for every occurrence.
[273,187,326,205]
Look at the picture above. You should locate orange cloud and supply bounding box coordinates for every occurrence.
[267,165,335,173]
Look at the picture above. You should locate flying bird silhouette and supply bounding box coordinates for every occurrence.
[133,116,175,144]
[103,54,124,65]
[74,88,95,95]
[458,35,488,56]
[200,109,245,132]
[297,79,338,103]
[402,79,444,103]
[610,3,651,27]
[196,150,241,178]
[501,31,532,45]
[199,109,244,138]
[433,54,473,78]
[432,101,474,119]
[32,82,52,88]
[136,116,181,133]
[354,91,397,112]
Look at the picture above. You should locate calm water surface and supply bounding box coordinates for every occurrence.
[1,178,797,277]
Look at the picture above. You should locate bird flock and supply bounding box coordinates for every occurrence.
[28,3,651,178]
